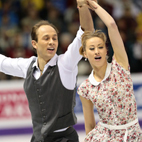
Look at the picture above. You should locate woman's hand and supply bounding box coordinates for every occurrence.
[86,0,98,10]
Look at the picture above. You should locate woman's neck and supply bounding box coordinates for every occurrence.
[93,61,107,82]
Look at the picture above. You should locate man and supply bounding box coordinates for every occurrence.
[0,0,94,142]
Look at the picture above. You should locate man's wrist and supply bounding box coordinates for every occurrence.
[77,4,87,9]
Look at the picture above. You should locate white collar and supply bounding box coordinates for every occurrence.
[89,62,111,86]
[32,54,58,69]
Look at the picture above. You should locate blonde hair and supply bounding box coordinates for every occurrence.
[79,30,107,56]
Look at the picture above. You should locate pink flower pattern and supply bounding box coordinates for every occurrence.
[77,57,142,142]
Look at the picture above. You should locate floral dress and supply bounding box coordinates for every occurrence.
[77,57,142,142]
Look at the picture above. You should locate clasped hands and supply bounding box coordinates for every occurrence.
[77,0,98,9]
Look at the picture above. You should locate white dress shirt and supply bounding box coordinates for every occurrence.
[0,27,83,90]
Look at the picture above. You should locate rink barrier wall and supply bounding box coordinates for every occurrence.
[0,74,142,135]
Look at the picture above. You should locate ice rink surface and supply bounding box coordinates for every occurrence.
[0,131,86,142]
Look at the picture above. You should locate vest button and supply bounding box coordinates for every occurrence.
[42,109,45,112]
[40,102,43,105]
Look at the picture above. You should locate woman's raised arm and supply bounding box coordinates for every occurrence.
[87,0,129,70]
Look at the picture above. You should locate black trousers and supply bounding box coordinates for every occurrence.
[44,127,79,142]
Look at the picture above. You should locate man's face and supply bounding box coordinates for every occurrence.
[32,25,58,62]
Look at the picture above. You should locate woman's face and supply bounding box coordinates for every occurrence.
[84,37,107,68]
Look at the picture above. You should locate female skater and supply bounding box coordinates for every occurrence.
[77,0,142,141]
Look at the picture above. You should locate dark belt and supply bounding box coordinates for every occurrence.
[44,126,79,142]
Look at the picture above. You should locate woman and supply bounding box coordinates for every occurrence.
[77,0,142,141]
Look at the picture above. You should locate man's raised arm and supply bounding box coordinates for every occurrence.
[77,0,94,31]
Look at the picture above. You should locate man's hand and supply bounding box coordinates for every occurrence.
[77,0,87,8]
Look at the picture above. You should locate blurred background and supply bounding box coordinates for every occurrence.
[0,0,142,141]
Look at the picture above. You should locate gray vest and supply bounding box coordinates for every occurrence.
[23,60,77,142]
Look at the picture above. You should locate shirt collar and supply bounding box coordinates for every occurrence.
[32,54,58,69]
[89,62,111,86]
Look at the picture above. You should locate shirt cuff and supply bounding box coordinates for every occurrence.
[76,26,84,39]
[0,54,6,71]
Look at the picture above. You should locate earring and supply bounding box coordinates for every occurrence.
[85,58,87,61]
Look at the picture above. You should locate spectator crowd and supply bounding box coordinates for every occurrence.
[0,0,142,80]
